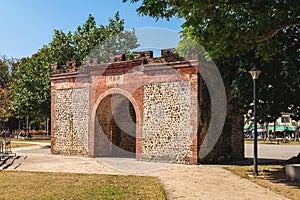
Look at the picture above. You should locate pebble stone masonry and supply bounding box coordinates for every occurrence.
[50,49,244,164]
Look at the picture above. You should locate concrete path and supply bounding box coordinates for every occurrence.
[2,144,290,200]
[245,143,300,160]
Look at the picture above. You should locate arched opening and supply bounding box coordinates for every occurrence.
[94,94,136,157]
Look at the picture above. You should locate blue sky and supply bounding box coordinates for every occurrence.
[0,0,184,58]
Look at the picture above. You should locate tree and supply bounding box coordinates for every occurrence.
[123,0,300,121]
[0,55,18,126]
[9,12,139,123]
[47,12,139,66]
[90,29,139,63]
[9,52,50,122]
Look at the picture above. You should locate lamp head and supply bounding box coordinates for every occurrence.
[249,67,262,80]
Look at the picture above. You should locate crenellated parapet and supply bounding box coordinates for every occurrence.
[51,48,186,75]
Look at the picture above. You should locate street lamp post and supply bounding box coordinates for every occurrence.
[249,67,261,177]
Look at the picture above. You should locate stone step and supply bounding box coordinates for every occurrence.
[286,164,300,183]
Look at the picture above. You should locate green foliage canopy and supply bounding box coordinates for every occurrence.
[123,0,299,60]
[10,52,50,120]
[47,12,139,67]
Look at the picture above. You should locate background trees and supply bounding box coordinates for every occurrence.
[46,12,139,67]
[0,56,18,128]
[123,0,299,58]
[9,53,51,122]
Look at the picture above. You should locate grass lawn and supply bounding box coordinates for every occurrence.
[8,139,50,148]
[225,165,300,200]
[10,142,37,148]
[0,171,167,200]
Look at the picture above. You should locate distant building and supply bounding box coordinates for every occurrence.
[269,113,299,127]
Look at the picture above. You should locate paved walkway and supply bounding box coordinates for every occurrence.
[245,143,300,160]
[2,143,289,200]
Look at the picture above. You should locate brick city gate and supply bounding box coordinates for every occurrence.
[50,49,243,164]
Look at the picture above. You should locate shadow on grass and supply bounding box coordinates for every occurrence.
[225,157,300,189]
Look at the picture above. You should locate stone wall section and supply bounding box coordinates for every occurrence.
[142,82,193,164]
[53,88,89,155]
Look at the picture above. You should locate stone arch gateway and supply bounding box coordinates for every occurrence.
[50,50,244,164]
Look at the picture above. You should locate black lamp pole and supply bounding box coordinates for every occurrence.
[249,67,261,177]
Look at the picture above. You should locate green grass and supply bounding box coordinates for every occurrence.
[0,171,167,200]
[9,142,37,148]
